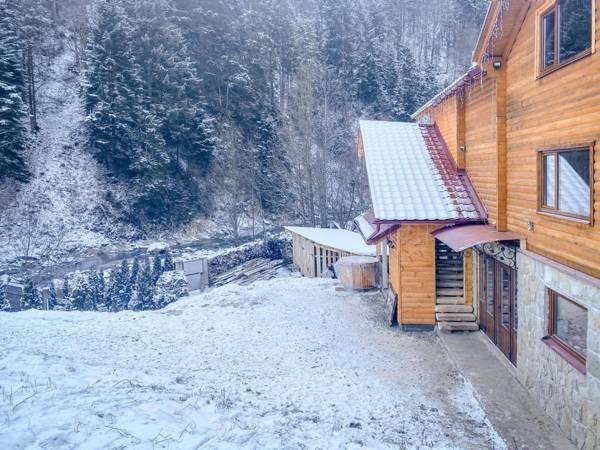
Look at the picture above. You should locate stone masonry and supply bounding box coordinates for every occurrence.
[517,251,600,449]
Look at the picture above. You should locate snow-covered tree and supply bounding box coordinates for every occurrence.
[22,278,42,310]
[0,283,10,311]
[88,268,105,310]
[61,277,71,310]
[114,260,132,310]
[163,249,175,272]
[84,0,140,177]
[151,256,163,285]
[48,281,57,310]
[154,270,188,309]
[0,0,30,183]
[70,271,93,310]
[131,258,153,310]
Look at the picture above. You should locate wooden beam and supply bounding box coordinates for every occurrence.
[456,92,466,169]
[494,61,508,231]
[472,1,501,63]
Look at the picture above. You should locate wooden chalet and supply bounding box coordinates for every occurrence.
[358,1,600,446]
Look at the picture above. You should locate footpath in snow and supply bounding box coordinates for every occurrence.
[0,273,505,449]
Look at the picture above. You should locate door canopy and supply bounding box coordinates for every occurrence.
[432,224,524,253]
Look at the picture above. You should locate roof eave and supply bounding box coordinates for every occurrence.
[372,218,486,226]
[472,0,501,63]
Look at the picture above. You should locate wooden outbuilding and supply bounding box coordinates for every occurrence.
[285,226,376,278]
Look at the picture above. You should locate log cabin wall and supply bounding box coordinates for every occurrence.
[505,0,600,278]
[422,95,460,165]
[418,73,499,225]
[394,225,439,326]
[464,71,499,226]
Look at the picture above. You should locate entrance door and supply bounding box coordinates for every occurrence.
[479,254,518,365]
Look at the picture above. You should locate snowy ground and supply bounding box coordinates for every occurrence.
[0,273,505,449]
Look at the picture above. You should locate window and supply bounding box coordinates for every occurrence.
[540,0,592,75]
[538,146,593,222]
[544,289,587,373]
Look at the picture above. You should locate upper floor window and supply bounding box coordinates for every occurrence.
[538,146,593,222]
[541,0,592,74]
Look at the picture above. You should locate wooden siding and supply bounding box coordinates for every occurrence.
[423,95,460,164]
[495,63,508,231]
[291,232,355,277]
[465,71,498,225]
[395,225,438,325]
[464,248,474,306]
[505,0,600,278]
[389,231,401,296]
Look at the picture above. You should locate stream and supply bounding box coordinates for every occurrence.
[1,235,257,285]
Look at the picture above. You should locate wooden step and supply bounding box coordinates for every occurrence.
[438,321,480,332]
[436,288,464,296]
[437,273,464,279]
[435,305,473,314]
[436,266,463,271]
[436,312,476,322]
[436,281,463,288]
[437,297,465,305]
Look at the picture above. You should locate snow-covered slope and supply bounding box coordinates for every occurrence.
[0,274,505,449]
[0,51,131,264]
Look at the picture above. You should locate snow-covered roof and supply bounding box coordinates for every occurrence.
[284,226,376,256]
[353,213,376,241]
[358,120,485,222]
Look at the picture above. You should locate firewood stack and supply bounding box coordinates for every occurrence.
[211,258,285,287]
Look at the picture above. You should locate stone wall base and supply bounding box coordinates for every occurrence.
[517,251,600,449]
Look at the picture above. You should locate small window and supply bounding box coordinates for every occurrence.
[538,146,593,222]
[539,0,592,75]
[544,289,587,372]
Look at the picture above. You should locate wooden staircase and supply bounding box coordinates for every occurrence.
[435,241,478,332]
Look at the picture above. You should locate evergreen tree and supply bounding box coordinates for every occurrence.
[163,249,175,271]
[104,267,118,311]
[22,278,42,310]
[61,277,71,309]
[151,256,163,285]
[129,257,140,287]
[0,283,9,311]
[128,0,214,171]
[0,0,30,183]
[70,272,92,310]
[132,258,153,310]
[48,281,57,310]
[115,260,132,310]
[88,268,104,310]
[85,0,141,177]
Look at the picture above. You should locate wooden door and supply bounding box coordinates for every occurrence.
[479,256,496,342]
[495,263,513,362]
[478,254,518,366]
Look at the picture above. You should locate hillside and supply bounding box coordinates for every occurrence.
[0,0,489,265]
[0,50,135,265]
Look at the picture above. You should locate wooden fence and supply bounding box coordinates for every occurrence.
[291,232,356,277]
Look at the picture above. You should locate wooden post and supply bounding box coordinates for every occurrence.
[382,243,389,289]
[495,60,508,231]
[456,91,466,170]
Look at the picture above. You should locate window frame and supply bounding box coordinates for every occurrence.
[536,144,595,224]
[543,288,587,374]
[538,0,594,78]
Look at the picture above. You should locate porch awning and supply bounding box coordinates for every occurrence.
[432,224,524,252]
